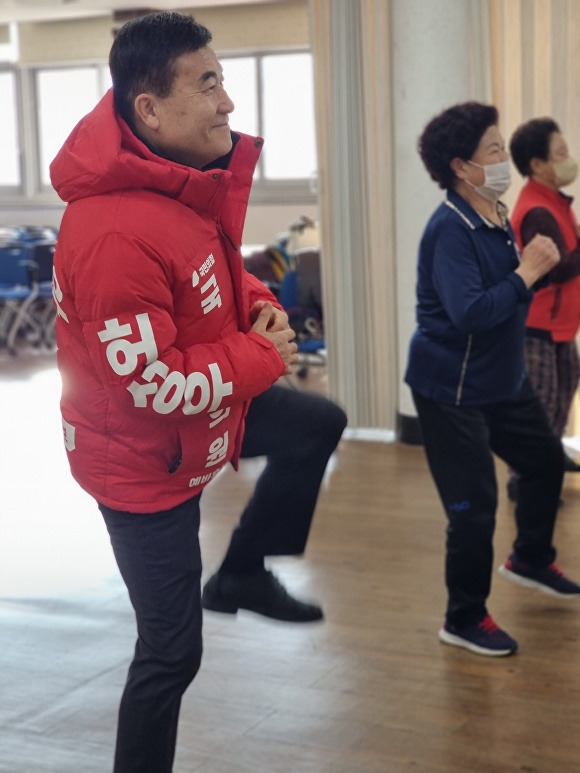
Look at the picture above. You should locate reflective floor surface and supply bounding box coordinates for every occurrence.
[4,350,580,772]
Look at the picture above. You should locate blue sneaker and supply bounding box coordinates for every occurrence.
[439,615,518,657]
[499,553,580,598]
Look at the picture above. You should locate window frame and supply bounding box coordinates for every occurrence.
[0,48,317,208]
[0,65,23,196]
[34,61,111,194]
[219,47,317,205]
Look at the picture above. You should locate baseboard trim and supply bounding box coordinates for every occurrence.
[396,412,423,446]
[343,427,396,443]
[341,415,424,446]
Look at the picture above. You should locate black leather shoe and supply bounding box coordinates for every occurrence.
[201,569,324,623]
[564,453,580,473]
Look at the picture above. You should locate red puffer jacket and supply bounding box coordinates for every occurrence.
[50,90,285,513]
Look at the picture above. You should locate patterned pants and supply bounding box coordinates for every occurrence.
[524,335,580,438]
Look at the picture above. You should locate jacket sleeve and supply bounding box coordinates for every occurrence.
[520,207,580,284]
[244,269,283,310]
[431,221,531,335]
[64,233,285,421]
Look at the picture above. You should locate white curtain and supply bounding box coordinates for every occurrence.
[309,0,397,431]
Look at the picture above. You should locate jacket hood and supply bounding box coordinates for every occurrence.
[50,89,244,211]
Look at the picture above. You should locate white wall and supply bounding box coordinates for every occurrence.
[0,202,319,248]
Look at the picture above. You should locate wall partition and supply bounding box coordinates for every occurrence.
[490,0,580,209]
[310,0,491,435]
[489,0,580,442]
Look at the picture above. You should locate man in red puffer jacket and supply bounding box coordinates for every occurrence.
[50,12,346,772]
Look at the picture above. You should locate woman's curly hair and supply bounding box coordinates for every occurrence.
[418,102,499,189]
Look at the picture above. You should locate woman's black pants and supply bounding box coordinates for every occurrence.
[412,377,563,628]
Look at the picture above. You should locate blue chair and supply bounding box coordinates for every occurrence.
[0,227,56,354]
[0,248,39,354]
[277,267,299,311]
[27,239,57,349]
[278,268,326,378]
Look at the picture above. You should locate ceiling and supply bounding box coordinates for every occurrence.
[0,0,278,25]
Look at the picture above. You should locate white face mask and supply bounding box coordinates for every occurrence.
[467,159,512,201]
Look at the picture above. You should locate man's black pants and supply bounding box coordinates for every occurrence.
[99,385,347,773]
[413,377,564,629]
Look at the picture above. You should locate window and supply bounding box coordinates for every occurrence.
[0,70,20,188]
[0,50,315,204]
[221,51,317,201]
[222,56,258,137]
[36,66,109,187]
[0,22,19,63]
[261,53,316,180]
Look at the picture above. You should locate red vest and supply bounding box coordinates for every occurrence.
[511,178,580,341]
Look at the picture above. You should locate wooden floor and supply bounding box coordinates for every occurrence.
[3,351,580,772]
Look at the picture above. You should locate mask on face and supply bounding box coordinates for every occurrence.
[467,159,512,202]
[552,156,578,188]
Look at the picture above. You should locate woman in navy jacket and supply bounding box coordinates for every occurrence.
[405,102,580,658]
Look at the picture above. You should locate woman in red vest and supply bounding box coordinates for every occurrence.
[509,118,580,501]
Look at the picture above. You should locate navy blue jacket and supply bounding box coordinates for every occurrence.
[405,189,533,406]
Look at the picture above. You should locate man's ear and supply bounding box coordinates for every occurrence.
[134,93,160,130]
[450,156,469,181]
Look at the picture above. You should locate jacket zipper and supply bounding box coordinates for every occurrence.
[455,335,472,406]
[216,213,238,252]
